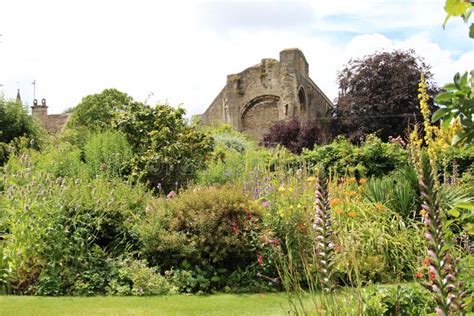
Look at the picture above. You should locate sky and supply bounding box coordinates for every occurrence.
[0,0,473,116]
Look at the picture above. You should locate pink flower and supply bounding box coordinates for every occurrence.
[262,201,270,208]
[257,255,263,265]
[268,239,280,246]
[167,191,177,199]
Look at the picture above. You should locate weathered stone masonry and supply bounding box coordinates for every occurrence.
[201,48,333,139]
[31,98,71,133]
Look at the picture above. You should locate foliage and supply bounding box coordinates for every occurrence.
[364,284,436,315]
[113,102,213,192]
[83,130,133,178]
[137,184,265,292]
[443,0,474,38]
[66,88,132,131]
[335,50,437,141]
[301,135,408,177]
[0,98,43,165]
[434,71,474,145]
[206,123,256,153]
[363,168,420,219]
[107,258,177,296]
[261,119,323,154]
[0,151,151,295]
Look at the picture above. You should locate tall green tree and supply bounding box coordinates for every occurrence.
[0,97,42,164]
[67,88,132,131]
[113,102,214,191]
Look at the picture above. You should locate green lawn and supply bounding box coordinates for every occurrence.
[0,294,295,316]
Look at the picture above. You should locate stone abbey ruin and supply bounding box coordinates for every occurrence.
[201,48,333,139]
[27,48,333,137]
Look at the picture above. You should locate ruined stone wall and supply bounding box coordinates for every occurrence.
[201,48,333,139]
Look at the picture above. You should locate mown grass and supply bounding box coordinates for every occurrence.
[0,293,296,316]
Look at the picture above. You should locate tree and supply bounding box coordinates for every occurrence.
[67,88,132,131]
[334,50,438,142]
[0,97,42,164]
[113,102,214,192]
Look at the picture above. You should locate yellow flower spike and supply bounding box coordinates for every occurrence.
[307,176,316,183]
[278,185,286,193]
[297,203,302,208]
[288,187,294,193]
[419,209,427,217]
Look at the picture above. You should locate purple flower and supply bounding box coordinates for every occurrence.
[262,201,270,208]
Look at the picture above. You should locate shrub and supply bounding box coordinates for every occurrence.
[364,284,436,315]
[107,258,177,296]
[33,142,87,178]
[83,130,133,178]
[262,119,323,154]
[137,184,265,292]
[114,102,213,192]
[0,152,151,295]
[302,135,408,177]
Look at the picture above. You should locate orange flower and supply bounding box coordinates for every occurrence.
[359,178,368,185]
[423,258,430,267]
[375,203,383,210]
[348,190,357,197]
[415,271,423,279]
[335,208,343,215]
[348,177,357,184]
[357,186,364,192]
[329,198,341,207]
[348,211,357,218]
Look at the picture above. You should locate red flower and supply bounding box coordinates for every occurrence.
[230,219,240,234]
[257,255,264,265]
[415,271,423,279]
[429,269,436,281]
[423,258,430,266]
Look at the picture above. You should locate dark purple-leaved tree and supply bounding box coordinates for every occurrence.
[334,49,438,142]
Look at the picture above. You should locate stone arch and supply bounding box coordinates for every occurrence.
[298,86,306,112]
[241,95,280,138]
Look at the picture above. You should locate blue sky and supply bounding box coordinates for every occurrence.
[0,0,472,115]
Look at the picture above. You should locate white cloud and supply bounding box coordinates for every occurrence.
[0,0,472,117]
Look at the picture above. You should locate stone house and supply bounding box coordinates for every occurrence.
[200,48,333,139]
[31,98,70,133]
